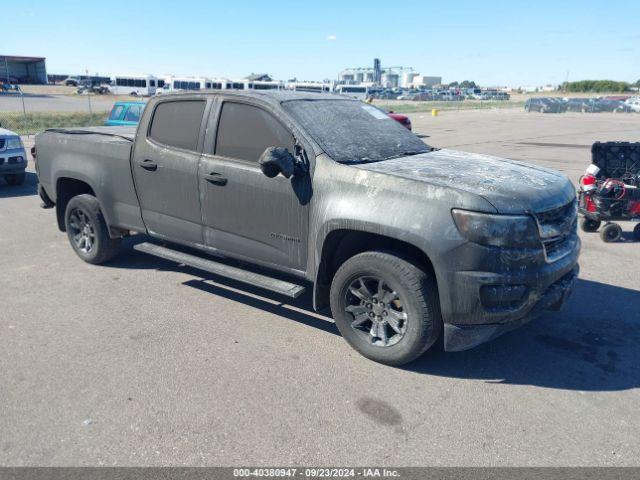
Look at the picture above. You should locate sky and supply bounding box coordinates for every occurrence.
[7,0,640,87]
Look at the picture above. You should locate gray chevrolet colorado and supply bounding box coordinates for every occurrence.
[34,91,580,365]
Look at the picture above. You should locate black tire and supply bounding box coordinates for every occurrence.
[64,194,121,264]
[4,172,26,186]
[633,224,640,241]
[600,223,622,243]
[329,251,442,366]
[580,217,601,232]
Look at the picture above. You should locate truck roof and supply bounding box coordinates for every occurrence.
[162,89,354,105]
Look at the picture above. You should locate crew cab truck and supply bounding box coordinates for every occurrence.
[34,91,580,366]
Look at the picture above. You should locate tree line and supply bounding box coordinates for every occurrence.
[561,80,639,93]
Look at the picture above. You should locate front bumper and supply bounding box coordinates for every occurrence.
[0,148,27,174]
[443,265,578,351]
[438,230,581,351]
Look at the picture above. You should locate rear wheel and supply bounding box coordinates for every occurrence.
[633,224,640,241]
[65,194,121,264]
[600,223,622,243]
[580,217,601,232]
[4,173,25,186]
[330,251,442,366]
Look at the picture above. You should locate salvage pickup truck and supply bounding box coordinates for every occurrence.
[34,91,580,365]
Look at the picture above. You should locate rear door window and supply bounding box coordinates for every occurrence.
[149,100,206,151]
[215,102,294,162]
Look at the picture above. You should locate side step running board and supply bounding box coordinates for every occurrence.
[133,242,306,299]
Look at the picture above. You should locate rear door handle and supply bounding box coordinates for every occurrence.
[139,159,158,171]
[204,172,227,186]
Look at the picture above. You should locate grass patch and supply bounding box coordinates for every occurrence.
[0,111,109,136]
[376,101,525,114]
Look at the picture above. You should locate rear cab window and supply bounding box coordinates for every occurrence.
[109,104,125,120]
[124,104,143,123]
[214,102,294,162]
[148,100,206,151]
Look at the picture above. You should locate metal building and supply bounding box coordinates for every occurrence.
[1,55,48,84]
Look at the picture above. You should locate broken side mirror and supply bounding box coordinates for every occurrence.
[259,147,295,179]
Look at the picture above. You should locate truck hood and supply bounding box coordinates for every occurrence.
[354,149,576,214]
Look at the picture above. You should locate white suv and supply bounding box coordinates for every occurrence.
[624,97,640,113]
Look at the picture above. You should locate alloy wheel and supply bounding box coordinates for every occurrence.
[344,276,408,347]
[68,208,96,254]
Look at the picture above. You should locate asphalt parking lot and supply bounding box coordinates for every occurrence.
[1,109,639,466]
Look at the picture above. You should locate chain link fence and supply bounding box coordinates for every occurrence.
[0,91,114,137]
[0,88,529,138]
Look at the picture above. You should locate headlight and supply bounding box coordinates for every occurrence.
[6,137,23,150]
[451,209,541,248]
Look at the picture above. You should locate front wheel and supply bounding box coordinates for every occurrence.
[330,251,442,366]
[65,194,121,264]
[633,224,640,241]
[4,173,25,186]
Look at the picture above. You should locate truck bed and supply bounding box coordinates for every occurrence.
[35,126,145,233]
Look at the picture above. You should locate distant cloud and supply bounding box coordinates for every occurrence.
[326,35,337,41]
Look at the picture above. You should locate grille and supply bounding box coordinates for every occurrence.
[534,199,577,262]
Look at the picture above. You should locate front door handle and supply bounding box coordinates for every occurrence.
[204,172,227,186]
[139,159,158,171]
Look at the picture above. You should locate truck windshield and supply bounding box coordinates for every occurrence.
[282,99,430,163]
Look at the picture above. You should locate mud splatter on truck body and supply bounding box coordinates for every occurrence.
[34,90,580,364]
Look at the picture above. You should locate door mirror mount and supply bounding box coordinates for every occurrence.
[259,147,295,179]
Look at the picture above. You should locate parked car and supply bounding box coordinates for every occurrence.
[624,97,640,112]
[0,125,27,186]
[0,82,22,93]
[570,98,631,113]
[602,95,631,102]
[525,97,564,113]
[34,90,579,366]
[64,77,80,87]
[564,98,591,112]
[105,102,146,126]
[590,98,633,113]
[77,80,110,95]
[387,111,412,130]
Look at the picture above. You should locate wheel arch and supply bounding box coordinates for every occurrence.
[313,228,436,311]
[55,176,97,232]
